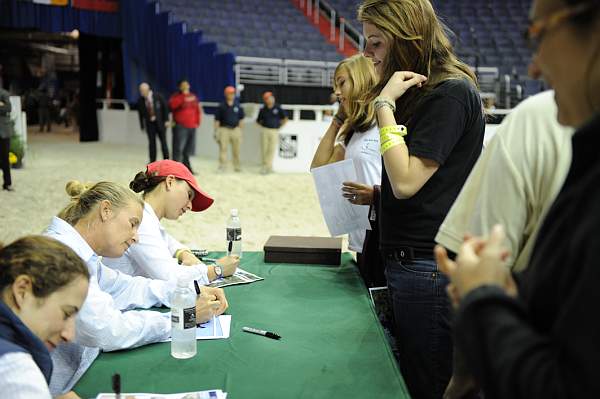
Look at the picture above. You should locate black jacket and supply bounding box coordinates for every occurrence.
[137,92,168,131]
[455,113,600,398]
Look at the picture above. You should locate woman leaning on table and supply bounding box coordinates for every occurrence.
[310,54,384,287]
[435,0,600,397]
[0,236,89,399]
[44,180,228,396]
[343,1,485,398]
[103,160,239,282]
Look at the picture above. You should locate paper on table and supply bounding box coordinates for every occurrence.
[206,268,263,288]
[161,315,231,342]
[311,158,371,236]
[95,389,227,398]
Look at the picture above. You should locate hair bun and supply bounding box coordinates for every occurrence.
[65,180,92,199]
[129,171,150,193]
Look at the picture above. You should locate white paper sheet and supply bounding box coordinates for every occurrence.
[161,315,231,342]
[96,389,227,398]
[311,159,372,236]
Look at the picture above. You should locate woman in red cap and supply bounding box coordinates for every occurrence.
[103,160,240,283]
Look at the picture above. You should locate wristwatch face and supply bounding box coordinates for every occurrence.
[215,265,223,277]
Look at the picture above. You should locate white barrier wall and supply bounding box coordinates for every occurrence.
[97,104,504,173]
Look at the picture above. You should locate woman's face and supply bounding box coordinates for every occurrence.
[529,0,599,127]
[363,22,390,77]
[164,178,194,221]
[16,276,89,351]
[96,201,143,258]
[334,70,353,111]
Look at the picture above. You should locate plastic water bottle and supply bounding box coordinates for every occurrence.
[226,208,242,258]
[170,274,197,359]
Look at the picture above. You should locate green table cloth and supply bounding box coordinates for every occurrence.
[74,252,410,398]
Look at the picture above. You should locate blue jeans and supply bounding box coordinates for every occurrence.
[172,125,196,172]
[384,255,452,399]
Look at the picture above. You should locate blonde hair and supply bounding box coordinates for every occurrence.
[358,0,478,122]
[334,54,378,144]
[58,180,143,226]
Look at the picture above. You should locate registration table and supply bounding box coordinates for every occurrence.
[74,252,410,398]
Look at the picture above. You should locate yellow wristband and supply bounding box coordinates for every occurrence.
[380,125,408,137]
[380,135,405,155]
[175,248,191,261]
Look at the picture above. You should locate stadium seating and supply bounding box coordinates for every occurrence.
[327,0,544,103]
[160,0,343,62]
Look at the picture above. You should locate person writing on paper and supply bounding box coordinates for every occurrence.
[45,180,228,396]
[310,54,382,285]
[0,236,89,399]
[103,160,239,282]
[354,1,485,397]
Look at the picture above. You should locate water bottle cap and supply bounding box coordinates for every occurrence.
[230,208,238,217]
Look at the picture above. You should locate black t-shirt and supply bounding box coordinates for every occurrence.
[215,101,245,128]
[379,78,484,254]
[257,104,287,129]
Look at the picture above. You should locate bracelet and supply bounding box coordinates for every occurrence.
[380,134,405,155]
[380,125,408,137]
[374,96,396,113]
[175,248,191,261]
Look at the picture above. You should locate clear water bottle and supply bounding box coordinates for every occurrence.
[226,208,242,258]
[170,274,197,359]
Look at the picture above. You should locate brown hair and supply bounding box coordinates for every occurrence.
[129,171,166,196]
[358,0,478,122]
[334,54,379,145]
[58,180,143,226]
[0,236,89,298]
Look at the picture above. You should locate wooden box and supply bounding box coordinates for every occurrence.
[263,236,342,265]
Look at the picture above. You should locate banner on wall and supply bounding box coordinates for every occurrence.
[71,0,119,12]
[19,0,68,5]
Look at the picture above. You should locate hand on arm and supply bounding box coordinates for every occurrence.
[177,249,201,266]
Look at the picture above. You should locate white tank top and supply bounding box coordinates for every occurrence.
[343,125,382,252]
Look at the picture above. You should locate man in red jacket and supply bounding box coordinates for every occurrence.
[168,79,202,173]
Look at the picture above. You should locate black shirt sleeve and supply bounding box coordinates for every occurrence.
[214,105,222,123]
[239,104,245,120]
[278,105,287,120]
[256,107,264,125]
[407,86,470,166]
[456,273,600,398]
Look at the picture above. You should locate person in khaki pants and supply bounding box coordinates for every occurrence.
[214,86,245,172]
[256,92,288,174]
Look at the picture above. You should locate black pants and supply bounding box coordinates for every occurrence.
[146,121,169,162]
[38,108,51,132]
[173,125,195,172]
[0,137,11,188]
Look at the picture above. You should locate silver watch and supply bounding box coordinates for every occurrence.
[214,264,224,279]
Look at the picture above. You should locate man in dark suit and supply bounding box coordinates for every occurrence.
[0,87,13,191]
[137,82,170,162]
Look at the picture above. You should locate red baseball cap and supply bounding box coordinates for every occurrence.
[224,86,236,94]
[146,160,214,212]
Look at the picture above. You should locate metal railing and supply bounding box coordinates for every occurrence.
[298,0,364,52]
[235,56,339,88]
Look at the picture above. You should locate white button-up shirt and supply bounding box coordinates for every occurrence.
[45,216,175,394]
[0,352,52,399]
[103,202,209,283]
